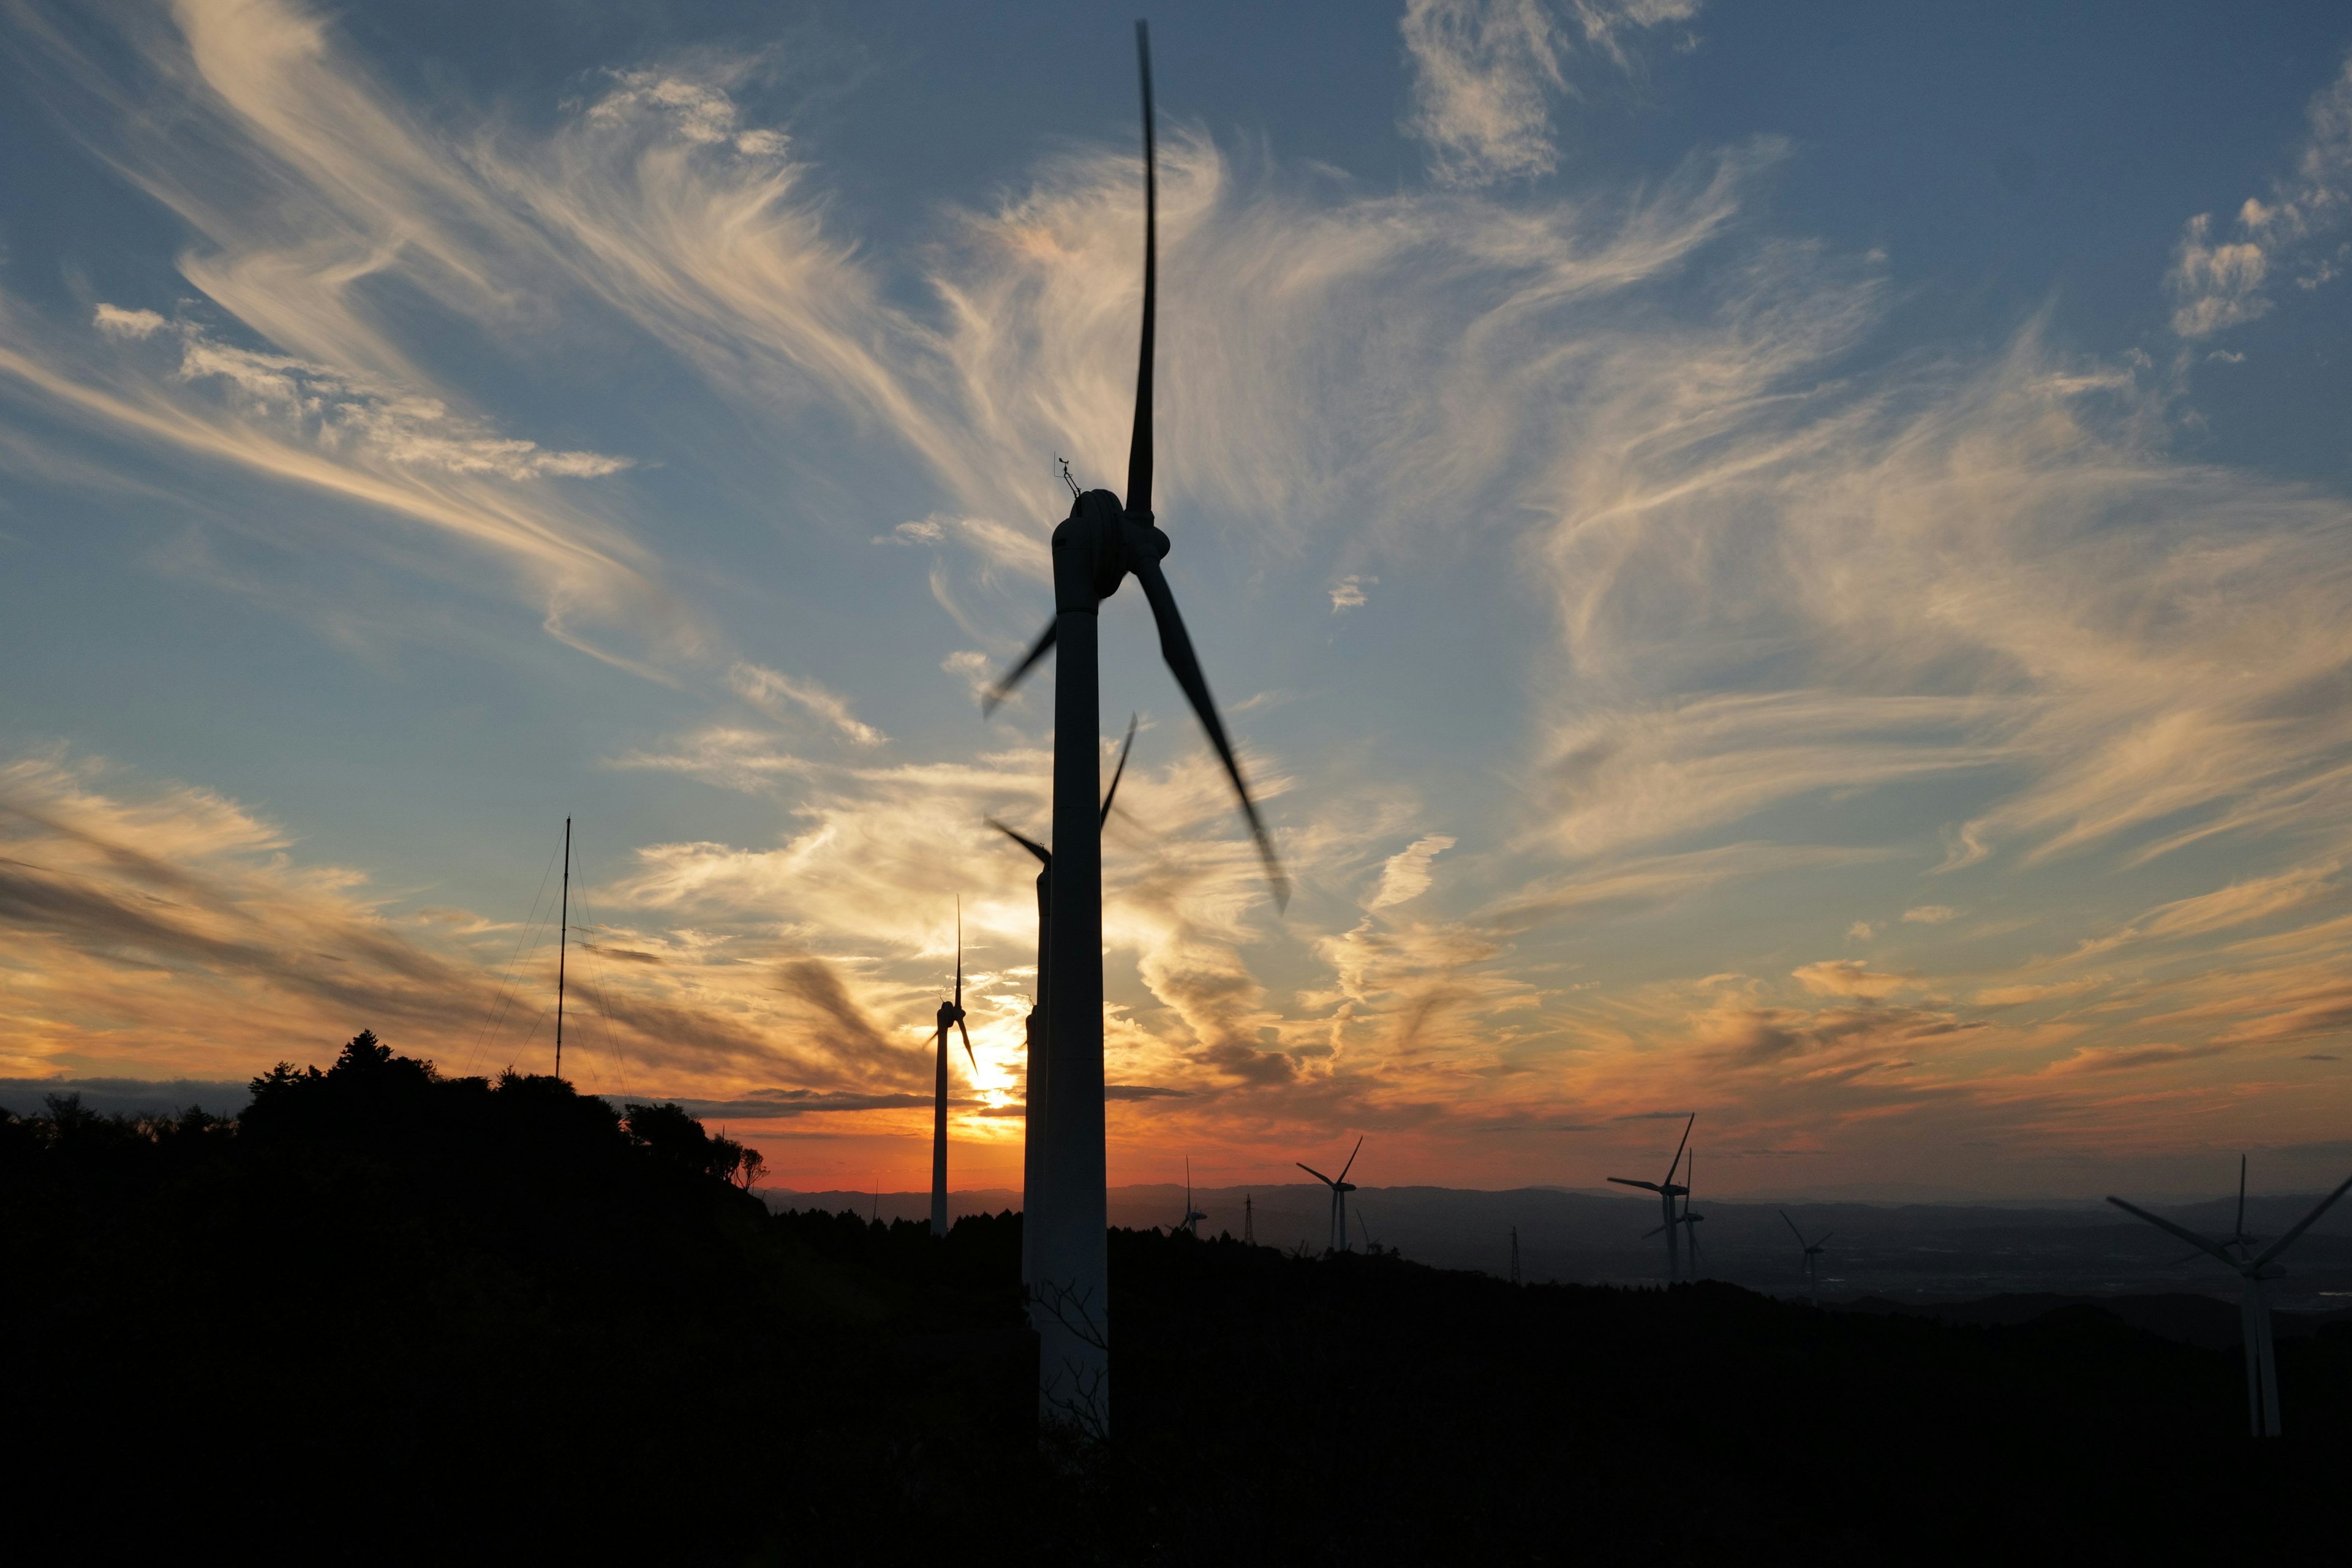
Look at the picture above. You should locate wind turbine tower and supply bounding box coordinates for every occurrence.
[992,717,1133,1294]
[1780,1211,1832,1305]
[1298,1137,1363,1254]
[1609,1114,1694,1284]
[981,23,1287,1434]
[930,900,974,1238]
[2109,1160,2352,1436]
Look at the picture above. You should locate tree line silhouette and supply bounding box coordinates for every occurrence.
[7,1029,2351,1562]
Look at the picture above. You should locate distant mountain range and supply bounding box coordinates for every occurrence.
[768,1181,2352,1314]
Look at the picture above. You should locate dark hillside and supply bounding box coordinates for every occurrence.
[6,1034,2348,1563]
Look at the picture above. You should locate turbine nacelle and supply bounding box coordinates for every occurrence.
[1053,488,1149,609]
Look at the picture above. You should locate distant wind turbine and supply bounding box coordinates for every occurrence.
[1298,1137,1363,1254]
[2108,1160,2352,1436]
[929,900,974,1239]
[1669,1148,1706,1276]
[1780,1211,1832,1305]
[990,715,1134,1289]
[979,22,1289,1435]
[1610,1114,1694,1284]
[1174,1156,1207,1237]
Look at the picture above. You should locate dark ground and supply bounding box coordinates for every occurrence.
[7,1036,2348,1564]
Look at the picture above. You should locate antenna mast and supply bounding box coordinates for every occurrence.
[556,816,571,1079]
[1510,1226,1521,1286]
[1243,1193,1254,1246]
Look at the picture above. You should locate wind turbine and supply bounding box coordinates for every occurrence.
[980,22,1287,1435]
[930,899,975,1238]
[2108,1161,2352,1436]
[1174,1156,1207,1237]
[1610,1114,1694,1284]
[990,715,1134,1293]
[1298,1137,1362,1254]
[1780,1211,1832,1305]
[1670,1148,1706,1276]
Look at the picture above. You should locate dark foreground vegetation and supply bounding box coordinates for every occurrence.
[8,1034,2350,1562]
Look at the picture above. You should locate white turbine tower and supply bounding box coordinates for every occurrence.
[990,717,1134,1293]
[1298,1137,1363,1254]
[1780,1211,1832,1305]
[1609,1114,1694,1284]
[2108,1160,2352,1437]
[929,900,973,1238]
[980,23,1288,1436]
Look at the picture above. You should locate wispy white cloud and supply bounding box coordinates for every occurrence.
[728,662,888,747]
[1368,834,1456,908]
[1399,0,1700,187]
[2167,49,2352,339]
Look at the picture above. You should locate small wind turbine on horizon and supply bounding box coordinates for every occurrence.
[1780,1211,1833,1305]
[2108,1159,2352,1436]
[1298,1137,1362,1254]
[990,715,1134,1292]
[979,21,1288,1436]
[1174,1156,1207,1237]
[929,899,975,1240]
[1610,1114,1694,1284]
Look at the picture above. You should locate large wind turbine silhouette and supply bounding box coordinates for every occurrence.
[1610,1115,1694,1283]
[2108,1161,2352,1436]
[1298,1137,1362,1254]
[990,715,1133,1297]
[1780,1211,1832,1305]
[930,900,974,1238]
[981,23,1287,1436]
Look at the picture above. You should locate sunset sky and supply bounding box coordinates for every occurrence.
[5,0,2352,1200]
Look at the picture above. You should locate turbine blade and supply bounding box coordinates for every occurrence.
[1642,1224,1668,1240]
[959,1014,975,1073]
[955,895,963,1010]
[1125,18,1156,524]
[2237,1153,2248,1243]
[1298,1163,1335,1187]
[1814,1232,1833,1248]
[2107,1196,2236,1267]
[1338,1135,1363,1185]
[1608,1178,1660,1191]
[1781,1210,1806,1246]
[1129,552,1289,908]
[2252,1169,2352,1268]
[987,818,1052,866]
[1101,713,1138,826]
[1665,1112,1694,1186]
[981,620,1058,715]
